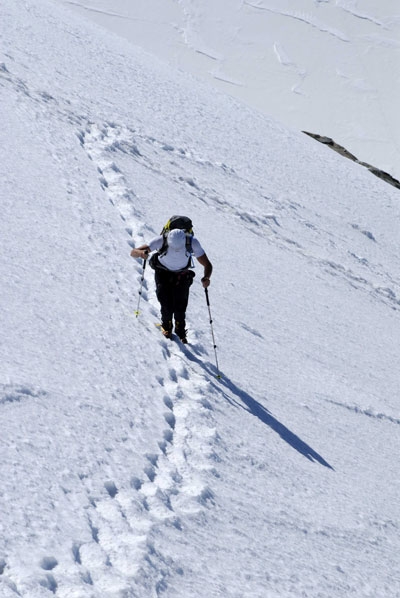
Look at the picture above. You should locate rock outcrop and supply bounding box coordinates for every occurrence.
[303,131,400,191]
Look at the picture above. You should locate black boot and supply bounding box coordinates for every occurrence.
[161,320,173,339]
[175,321,188,344]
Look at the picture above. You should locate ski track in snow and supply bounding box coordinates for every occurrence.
[336,1,387,28]
[244,2,350,42]
[323,397,400,426]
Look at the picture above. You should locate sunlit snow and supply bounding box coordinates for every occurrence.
[1,0,400,596]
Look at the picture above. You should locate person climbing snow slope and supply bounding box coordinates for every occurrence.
[130,216,212,343]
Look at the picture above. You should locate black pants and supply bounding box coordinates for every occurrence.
[155,267,195,326]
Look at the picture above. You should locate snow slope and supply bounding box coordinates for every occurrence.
[57,0,400,181]
[1,0,400,596]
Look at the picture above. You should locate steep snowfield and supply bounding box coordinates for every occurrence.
[1,0,400,596]
[57,0,400,181]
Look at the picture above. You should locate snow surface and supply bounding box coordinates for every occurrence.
[57,0,400,182]
[1,0,400,596]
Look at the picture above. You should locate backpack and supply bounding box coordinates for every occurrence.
[159,215,193,257]
[149,215,194,271]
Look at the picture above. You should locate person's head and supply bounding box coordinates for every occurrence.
[168,229,186,251]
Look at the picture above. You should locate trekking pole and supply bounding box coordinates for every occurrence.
[134,251,148,317]
[204,288,221,378]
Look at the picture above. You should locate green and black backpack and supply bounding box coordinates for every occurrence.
[159,215,194,257]
[149,215,194,270]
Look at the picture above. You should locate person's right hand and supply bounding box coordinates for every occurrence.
[130,249,149,259]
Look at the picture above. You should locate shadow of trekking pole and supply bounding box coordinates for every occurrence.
[179,346,334,470]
